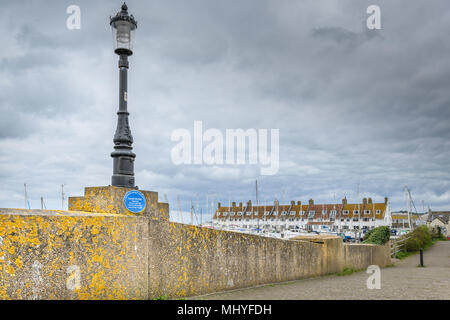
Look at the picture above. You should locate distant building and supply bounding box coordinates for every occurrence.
[213,197,391,233]
[426,210,450,223]
[427,210,450,238]
[391,211,422,229]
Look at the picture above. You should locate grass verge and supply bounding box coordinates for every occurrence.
[336,267,359,276]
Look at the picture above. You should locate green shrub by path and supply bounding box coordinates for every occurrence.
[395,251,413,260]
[430,226,448,241]
[363,226,390,245]
[403,225,432,252]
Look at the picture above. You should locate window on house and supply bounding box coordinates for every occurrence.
[322,210,327,214]
[353,210,359,215]
[308,211,315,219]
[290,211,296,215]
[281,211,287,215]
[343,210,349,215]
[330,211,336,219]
[364,210,371,215]
[237,211,243,216]
[376,210,381,214]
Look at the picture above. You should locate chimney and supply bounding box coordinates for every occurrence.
[309,199,314,206]
[232,202,236,207]
[384,197,388,204]
[342,197,347,205]
[291,200,295,206]
[297,201,301,206]
[218,202,221,208]
[247,200,252,207]
[368,198,372,204]
[239,202,243,209]
[274,199,279,211]
[363,198,367,205]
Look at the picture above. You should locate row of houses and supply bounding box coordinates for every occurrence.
[213,197,392,233]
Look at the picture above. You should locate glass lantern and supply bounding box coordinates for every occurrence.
[110,3,137,56]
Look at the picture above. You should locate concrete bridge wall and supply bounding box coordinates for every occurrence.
[0,209,149,300]
[0,186,391,299]
[149,221,391,298]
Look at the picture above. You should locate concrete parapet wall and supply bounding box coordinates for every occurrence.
[0,209,148,300]
[0,199,391,299]
[147,221,391,298]
[343,242,391,271]
[148,221,326,298]
[68,186,169,221]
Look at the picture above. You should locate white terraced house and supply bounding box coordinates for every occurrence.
[213,197,392,233]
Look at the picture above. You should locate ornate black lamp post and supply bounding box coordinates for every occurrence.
[110,3,137,188]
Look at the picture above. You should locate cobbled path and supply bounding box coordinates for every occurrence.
[197,241,450,300]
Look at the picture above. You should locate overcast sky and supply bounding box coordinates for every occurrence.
[1,0,449,222]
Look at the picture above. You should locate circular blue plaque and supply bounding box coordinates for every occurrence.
[124,190,146,213]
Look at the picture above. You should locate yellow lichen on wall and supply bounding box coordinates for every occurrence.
[147,219,391,299]
[0,210,148,300]
[68,186,169,221]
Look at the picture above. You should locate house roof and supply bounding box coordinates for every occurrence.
[427,211,450,222]
[431,216,449,224]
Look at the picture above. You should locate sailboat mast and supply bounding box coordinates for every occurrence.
[61,184,65,210]
[24,183,28,209]
[177,196,183,223]
[190,198,194,225]
[255,179,258,205]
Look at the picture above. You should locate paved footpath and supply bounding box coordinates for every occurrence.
[197,241,450,300]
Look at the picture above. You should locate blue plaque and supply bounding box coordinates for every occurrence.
[124,190,146,213]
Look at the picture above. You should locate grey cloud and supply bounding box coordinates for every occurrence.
[311,26,380,47]
[0,0,449,214]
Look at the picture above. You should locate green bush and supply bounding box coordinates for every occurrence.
[430,226,447,241]
[362,229,374,242]
[402,225,432,252]
[362,226,390,245]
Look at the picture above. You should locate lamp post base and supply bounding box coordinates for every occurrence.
[111,153,136,188]
[112,174,135,189]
